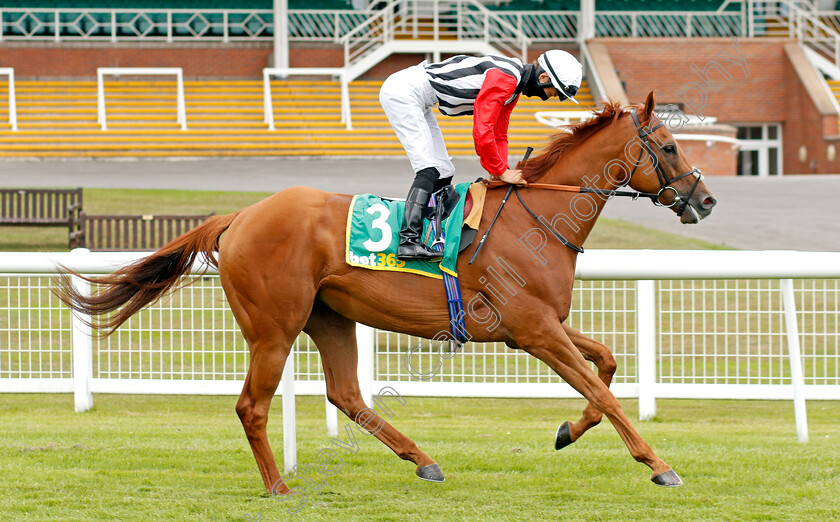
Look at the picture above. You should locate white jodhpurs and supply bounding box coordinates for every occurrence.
[379,63,456,180]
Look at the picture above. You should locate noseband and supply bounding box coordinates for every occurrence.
[628,109,702,217]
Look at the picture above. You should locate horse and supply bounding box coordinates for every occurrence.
[57,91,716,494]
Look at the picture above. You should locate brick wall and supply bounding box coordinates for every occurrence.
[0,41,274,79]
[0,41,574,80]
[594,37,840,175]
[678,125,738,176]
[782,54,840,175]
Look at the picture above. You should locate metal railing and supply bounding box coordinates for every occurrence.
[0,7,365,43]
[339,0,530,80]
[595,10,745,37]
[4,249,840,469]
[96,67,187,131]
[3,4,840,68]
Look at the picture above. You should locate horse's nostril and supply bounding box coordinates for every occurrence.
[703,196,717,209]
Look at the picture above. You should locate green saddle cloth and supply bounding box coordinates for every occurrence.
[345,182,471,279]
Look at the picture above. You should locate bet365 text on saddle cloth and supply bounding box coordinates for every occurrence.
[345,182,472,279]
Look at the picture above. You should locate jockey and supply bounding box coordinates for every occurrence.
[379,50,583,261]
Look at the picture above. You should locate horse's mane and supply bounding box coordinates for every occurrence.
[520,100,636,183]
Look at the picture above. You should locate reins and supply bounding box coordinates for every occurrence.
[468,109,703,264]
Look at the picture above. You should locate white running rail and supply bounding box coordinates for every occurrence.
[4,249,840,445]
[96,67,187,131]
[0,68,17,131]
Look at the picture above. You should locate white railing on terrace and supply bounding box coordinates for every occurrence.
[339,0,530,79]
[2,249,840,442]
[719,0,840,66]
[595,10,746,37]
[3,4,840,57]
[0,7,367,42]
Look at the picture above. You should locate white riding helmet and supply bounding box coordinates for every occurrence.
[537,50,583,104]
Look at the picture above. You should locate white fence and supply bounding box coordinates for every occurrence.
[2,249,840,467]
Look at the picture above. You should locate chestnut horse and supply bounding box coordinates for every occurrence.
[58,92,715,493]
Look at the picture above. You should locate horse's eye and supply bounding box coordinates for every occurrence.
[663,145,677,154]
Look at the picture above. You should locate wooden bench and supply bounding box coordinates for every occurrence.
[70,212,215,251]
[0,188,83,246]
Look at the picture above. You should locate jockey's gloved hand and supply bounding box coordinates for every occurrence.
[492,169,526,185]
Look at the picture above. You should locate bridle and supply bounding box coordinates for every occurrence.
[468,108,704,263]
[628,109,703,218]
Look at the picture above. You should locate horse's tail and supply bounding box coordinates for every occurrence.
[56,212,240,335]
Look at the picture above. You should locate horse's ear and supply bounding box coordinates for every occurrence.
[642,91,657,120]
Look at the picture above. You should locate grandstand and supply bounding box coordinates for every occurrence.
[1,0,840,174]
[0,78,591,157]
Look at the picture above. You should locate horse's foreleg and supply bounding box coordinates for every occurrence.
[519,324,681,486]
[304,301,442,482]
[556,324,617,449]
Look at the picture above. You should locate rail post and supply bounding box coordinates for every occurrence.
[781,278,809,443]
[282,347,297,473]
[636,279,657,420]
[356,323,375,407]
[70,250,93,413]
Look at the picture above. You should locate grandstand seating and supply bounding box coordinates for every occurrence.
[0,79,593,158]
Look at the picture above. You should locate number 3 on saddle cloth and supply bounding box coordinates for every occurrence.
[345,182,487,345]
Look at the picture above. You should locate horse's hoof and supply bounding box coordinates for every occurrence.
[416,463,445,483]
[651,469,683,487]
[554,421,574,450]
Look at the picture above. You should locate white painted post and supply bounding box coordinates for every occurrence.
[325,395,338,437]
[356,324,375,407]
[781,278,809,443]
[0,68,17,131]
[175,69,187,131]
[96,69,107,131]
[281,348,297,473]
[70,271,93,413]
[263,69,275,130]
[340,72,352,131]
[579,0,595,43]
[636,280,657,420]
[273,0,289,69]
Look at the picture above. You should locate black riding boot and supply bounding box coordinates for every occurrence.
[398,186,443,261]
[432,176,452,194]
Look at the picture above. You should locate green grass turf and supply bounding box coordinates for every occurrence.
[1,395,838,521]
[0,188,728,251]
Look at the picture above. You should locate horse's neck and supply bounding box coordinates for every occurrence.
[534,132,628,249]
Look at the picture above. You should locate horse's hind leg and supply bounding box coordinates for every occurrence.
[223,269,314,495]
[304,300,442,482]
[236,338,294,495]
[555,324,617,450]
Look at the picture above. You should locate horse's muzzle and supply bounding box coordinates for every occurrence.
[680,193,716,224]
